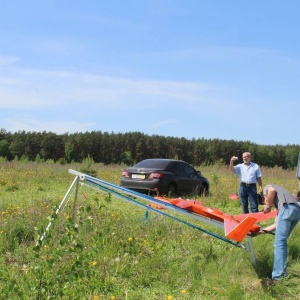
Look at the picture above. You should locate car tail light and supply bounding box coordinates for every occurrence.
[122,171,130,177]
[148,172,163,179]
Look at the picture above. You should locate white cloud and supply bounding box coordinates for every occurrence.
[3,114,95,134]
[28,37,86,55]
[151,119,178,128]
[0,55,20,65]
[0,67,223,111]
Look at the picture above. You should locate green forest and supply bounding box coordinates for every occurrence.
[0,128,299,169]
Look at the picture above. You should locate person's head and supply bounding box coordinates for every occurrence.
[242,152,251,164]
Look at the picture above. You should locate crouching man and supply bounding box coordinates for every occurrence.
[257,184,300,285]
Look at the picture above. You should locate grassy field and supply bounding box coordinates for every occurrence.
[0,161,300,299]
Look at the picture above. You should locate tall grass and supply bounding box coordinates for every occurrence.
[0,162,299,299]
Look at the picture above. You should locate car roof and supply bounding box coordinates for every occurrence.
[133,158,187,168]
[142,158,178,162]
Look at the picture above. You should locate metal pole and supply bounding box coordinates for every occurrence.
[72,176,80,219]
[68,169,257,262]
[244,235,256,265]
[39,175,79,242]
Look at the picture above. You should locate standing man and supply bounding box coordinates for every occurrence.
[230,152,263,213]
[259,184,300,284]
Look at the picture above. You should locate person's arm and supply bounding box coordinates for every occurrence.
[261,216,277,234]
[257,177,263,193]
[252,217,277,236]
[263,222,276,233]
[263,186,276,213]
[230,156,238,172]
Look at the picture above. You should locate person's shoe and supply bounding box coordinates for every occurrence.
[262,278,277,286]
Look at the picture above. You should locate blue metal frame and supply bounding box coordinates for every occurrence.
[66,169,257,264]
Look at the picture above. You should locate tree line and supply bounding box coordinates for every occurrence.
[0,129,299,169]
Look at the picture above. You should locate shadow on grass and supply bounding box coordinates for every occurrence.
[254,257,273,278]
[253,249,300,299]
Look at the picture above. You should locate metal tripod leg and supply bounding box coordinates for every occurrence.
[39,175,80,243]
[243,235,256,265]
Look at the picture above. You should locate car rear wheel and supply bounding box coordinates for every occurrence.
[198,184,209,197]
[167,183,177,197]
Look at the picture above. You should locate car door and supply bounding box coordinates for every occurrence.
[181,163,199,193]
[168,161,188,193]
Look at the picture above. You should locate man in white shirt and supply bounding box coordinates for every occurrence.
[230,152,263,213]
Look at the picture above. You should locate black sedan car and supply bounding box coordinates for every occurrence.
[120,158,209,196]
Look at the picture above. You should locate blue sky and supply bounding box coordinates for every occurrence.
[0,1,299,145]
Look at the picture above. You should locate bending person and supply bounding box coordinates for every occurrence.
[258,184,300,284]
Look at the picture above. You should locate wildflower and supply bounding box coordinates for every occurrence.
[167,296,173,300]
[21,265,28,272]
[128,237,133,241]
[93,296,99,300]
[90,261,97,266]
[115,257,120,262]
[181,289,188,294]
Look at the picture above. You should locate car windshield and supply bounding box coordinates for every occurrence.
[134,159,171,169]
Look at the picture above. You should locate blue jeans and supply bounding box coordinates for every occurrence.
[239,184,258,213]
[272,203,300,280]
